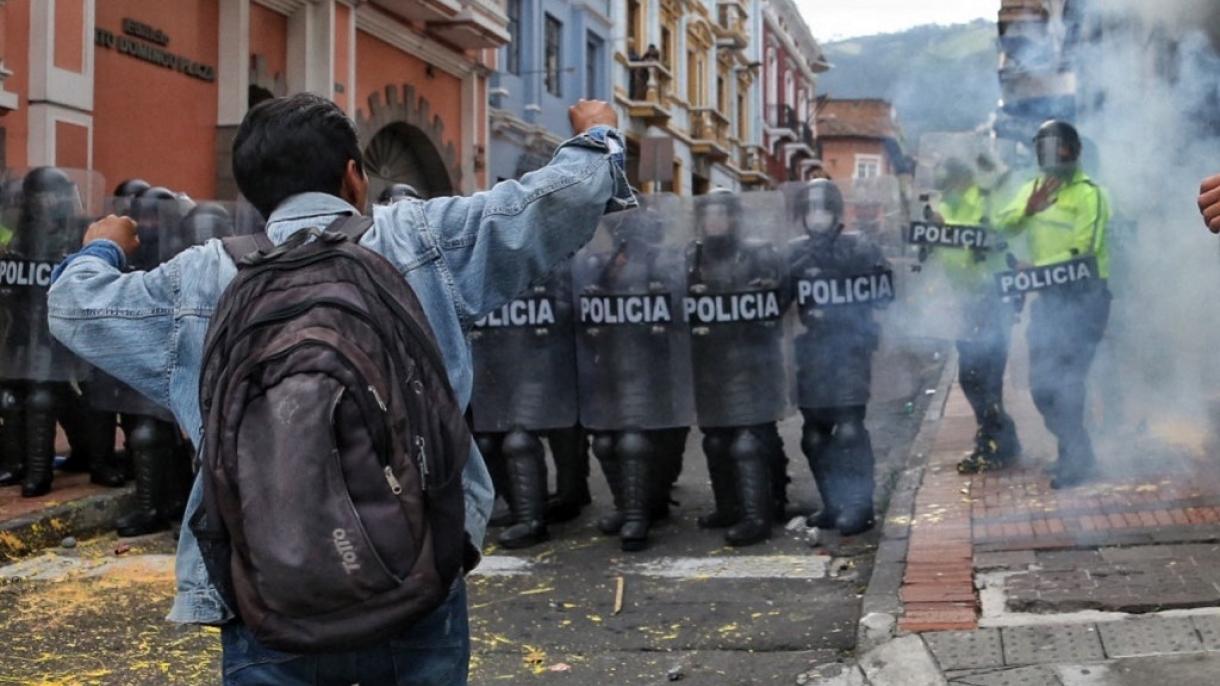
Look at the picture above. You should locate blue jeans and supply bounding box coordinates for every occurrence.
[220,581,469,685]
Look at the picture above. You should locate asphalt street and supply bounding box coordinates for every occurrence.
[0,342,945,686]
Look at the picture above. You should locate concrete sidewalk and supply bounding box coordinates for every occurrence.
[813,341,1220,685]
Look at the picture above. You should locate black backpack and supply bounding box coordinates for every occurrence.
[191,215,474,653]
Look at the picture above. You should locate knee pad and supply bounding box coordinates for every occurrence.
[616,432,654,463]
[26,385,60,415]
[835,417,868,447]
[728,428,765,463]
[126,417,175,452]
[591,433,615,462]
[502,429,543,460]
[0,386,24,413]
[801,424,831,458]
[702,429,730,460]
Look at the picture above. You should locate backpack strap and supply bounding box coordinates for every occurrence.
[221,233,274,267]
[325,215,375,243]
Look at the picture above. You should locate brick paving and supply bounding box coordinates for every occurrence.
[897,377,1220,633]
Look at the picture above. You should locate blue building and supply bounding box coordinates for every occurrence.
[488,0,613,182]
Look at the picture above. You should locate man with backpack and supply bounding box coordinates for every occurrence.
[47,93,632,684]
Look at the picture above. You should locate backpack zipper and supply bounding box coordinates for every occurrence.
[415,436,429,491]
[383,465,404,495]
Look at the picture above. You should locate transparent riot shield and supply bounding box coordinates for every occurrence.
[897,132,1024,344]
[85,192,197,419]
[573,194,694,432]
[0,167,105,383]
[684,191,793,428]
[783,179,908,409]
[469,263,579,433]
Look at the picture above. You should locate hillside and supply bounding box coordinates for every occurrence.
[819,20,1000,145]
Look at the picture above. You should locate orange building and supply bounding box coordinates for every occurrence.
[815,98,911,184]
[0,0,508,203]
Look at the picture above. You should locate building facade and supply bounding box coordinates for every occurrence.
[608,0,750,195]
[756,0,827,187]
[815,98,909,184]
[0,0,508,203]
[487,0,612,183]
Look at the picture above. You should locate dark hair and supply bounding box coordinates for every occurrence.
[232,93,364,218]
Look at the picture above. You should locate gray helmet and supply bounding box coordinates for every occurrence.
[1034,120,1082,170]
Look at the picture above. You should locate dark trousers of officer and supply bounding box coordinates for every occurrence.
[957,297,1018,454]
[1028,284,1111,469]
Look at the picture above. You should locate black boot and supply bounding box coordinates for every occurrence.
[0,385,27,486]
[115,417,173,537]
[546,427,591,524]
[617,432,654,552]
[698,430,739,529]
[83,408,125,487]
[763,423,791,522]
[477,433,512,528]
[593,433,626,536]
[802,422,837,529]
[163,432,193,520]
[834,420,876,537]
[497,429,549,549]
[726,429,772,547]
[57,385,92,473]
[21,385,59,498]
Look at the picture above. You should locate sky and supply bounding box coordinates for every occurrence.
[795,0,999,42]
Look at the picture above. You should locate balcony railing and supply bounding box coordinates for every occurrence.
[767,104,800,132]
[624,59,674,123]
[690,108,732,162]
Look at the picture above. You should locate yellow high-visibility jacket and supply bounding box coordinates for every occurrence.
[995,168,1111,280]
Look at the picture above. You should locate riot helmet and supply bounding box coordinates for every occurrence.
[14,167,83,257]
[377,183,421,204]
[694,188,741,255]
[180,202,235,245]
[792,179,844,236]
[113,179,151,199]
[934,158,975,197]
[129,186,191,267]
[1034,120,1082,176]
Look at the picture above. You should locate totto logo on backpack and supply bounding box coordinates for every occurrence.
[190,215,475,653]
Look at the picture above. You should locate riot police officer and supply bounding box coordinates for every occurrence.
[923,159,1023,475]
[90,186,195,534]
[0,167,94,496]
[575,201,692,551]
[470,265,588,549]
[789,180,892,535]
[995,120,1111,489]
[687,190,789,547]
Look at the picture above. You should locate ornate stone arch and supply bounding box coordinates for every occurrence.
[355,85,462,200]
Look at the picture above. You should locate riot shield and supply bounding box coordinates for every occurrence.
[783,179,902,409]
[901,132,1043,343]
[573,194,694,431]
[85,192,197,419]
[684,191,793,428]
[0,167,104,383]
[469,263,579,433]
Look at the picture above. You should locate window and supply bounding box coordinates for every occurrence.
[505,0,521,75]
[661,26,673,68]
[737,91,747,140]
[627,0,643,55]
[855,154,883,179]
[765,47,778,123]
[544,15,562,97]
[586,33,604,99]
[717,75,727,114]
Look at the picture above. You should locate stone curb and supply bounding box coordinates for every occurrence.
[857,348,959,650]
[0,486,134,563]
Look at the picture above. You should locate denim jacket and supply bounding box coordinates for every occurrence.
[47,126,634,625]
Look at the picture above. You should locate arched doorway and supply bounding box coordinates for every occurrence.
[363,122,453,200]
